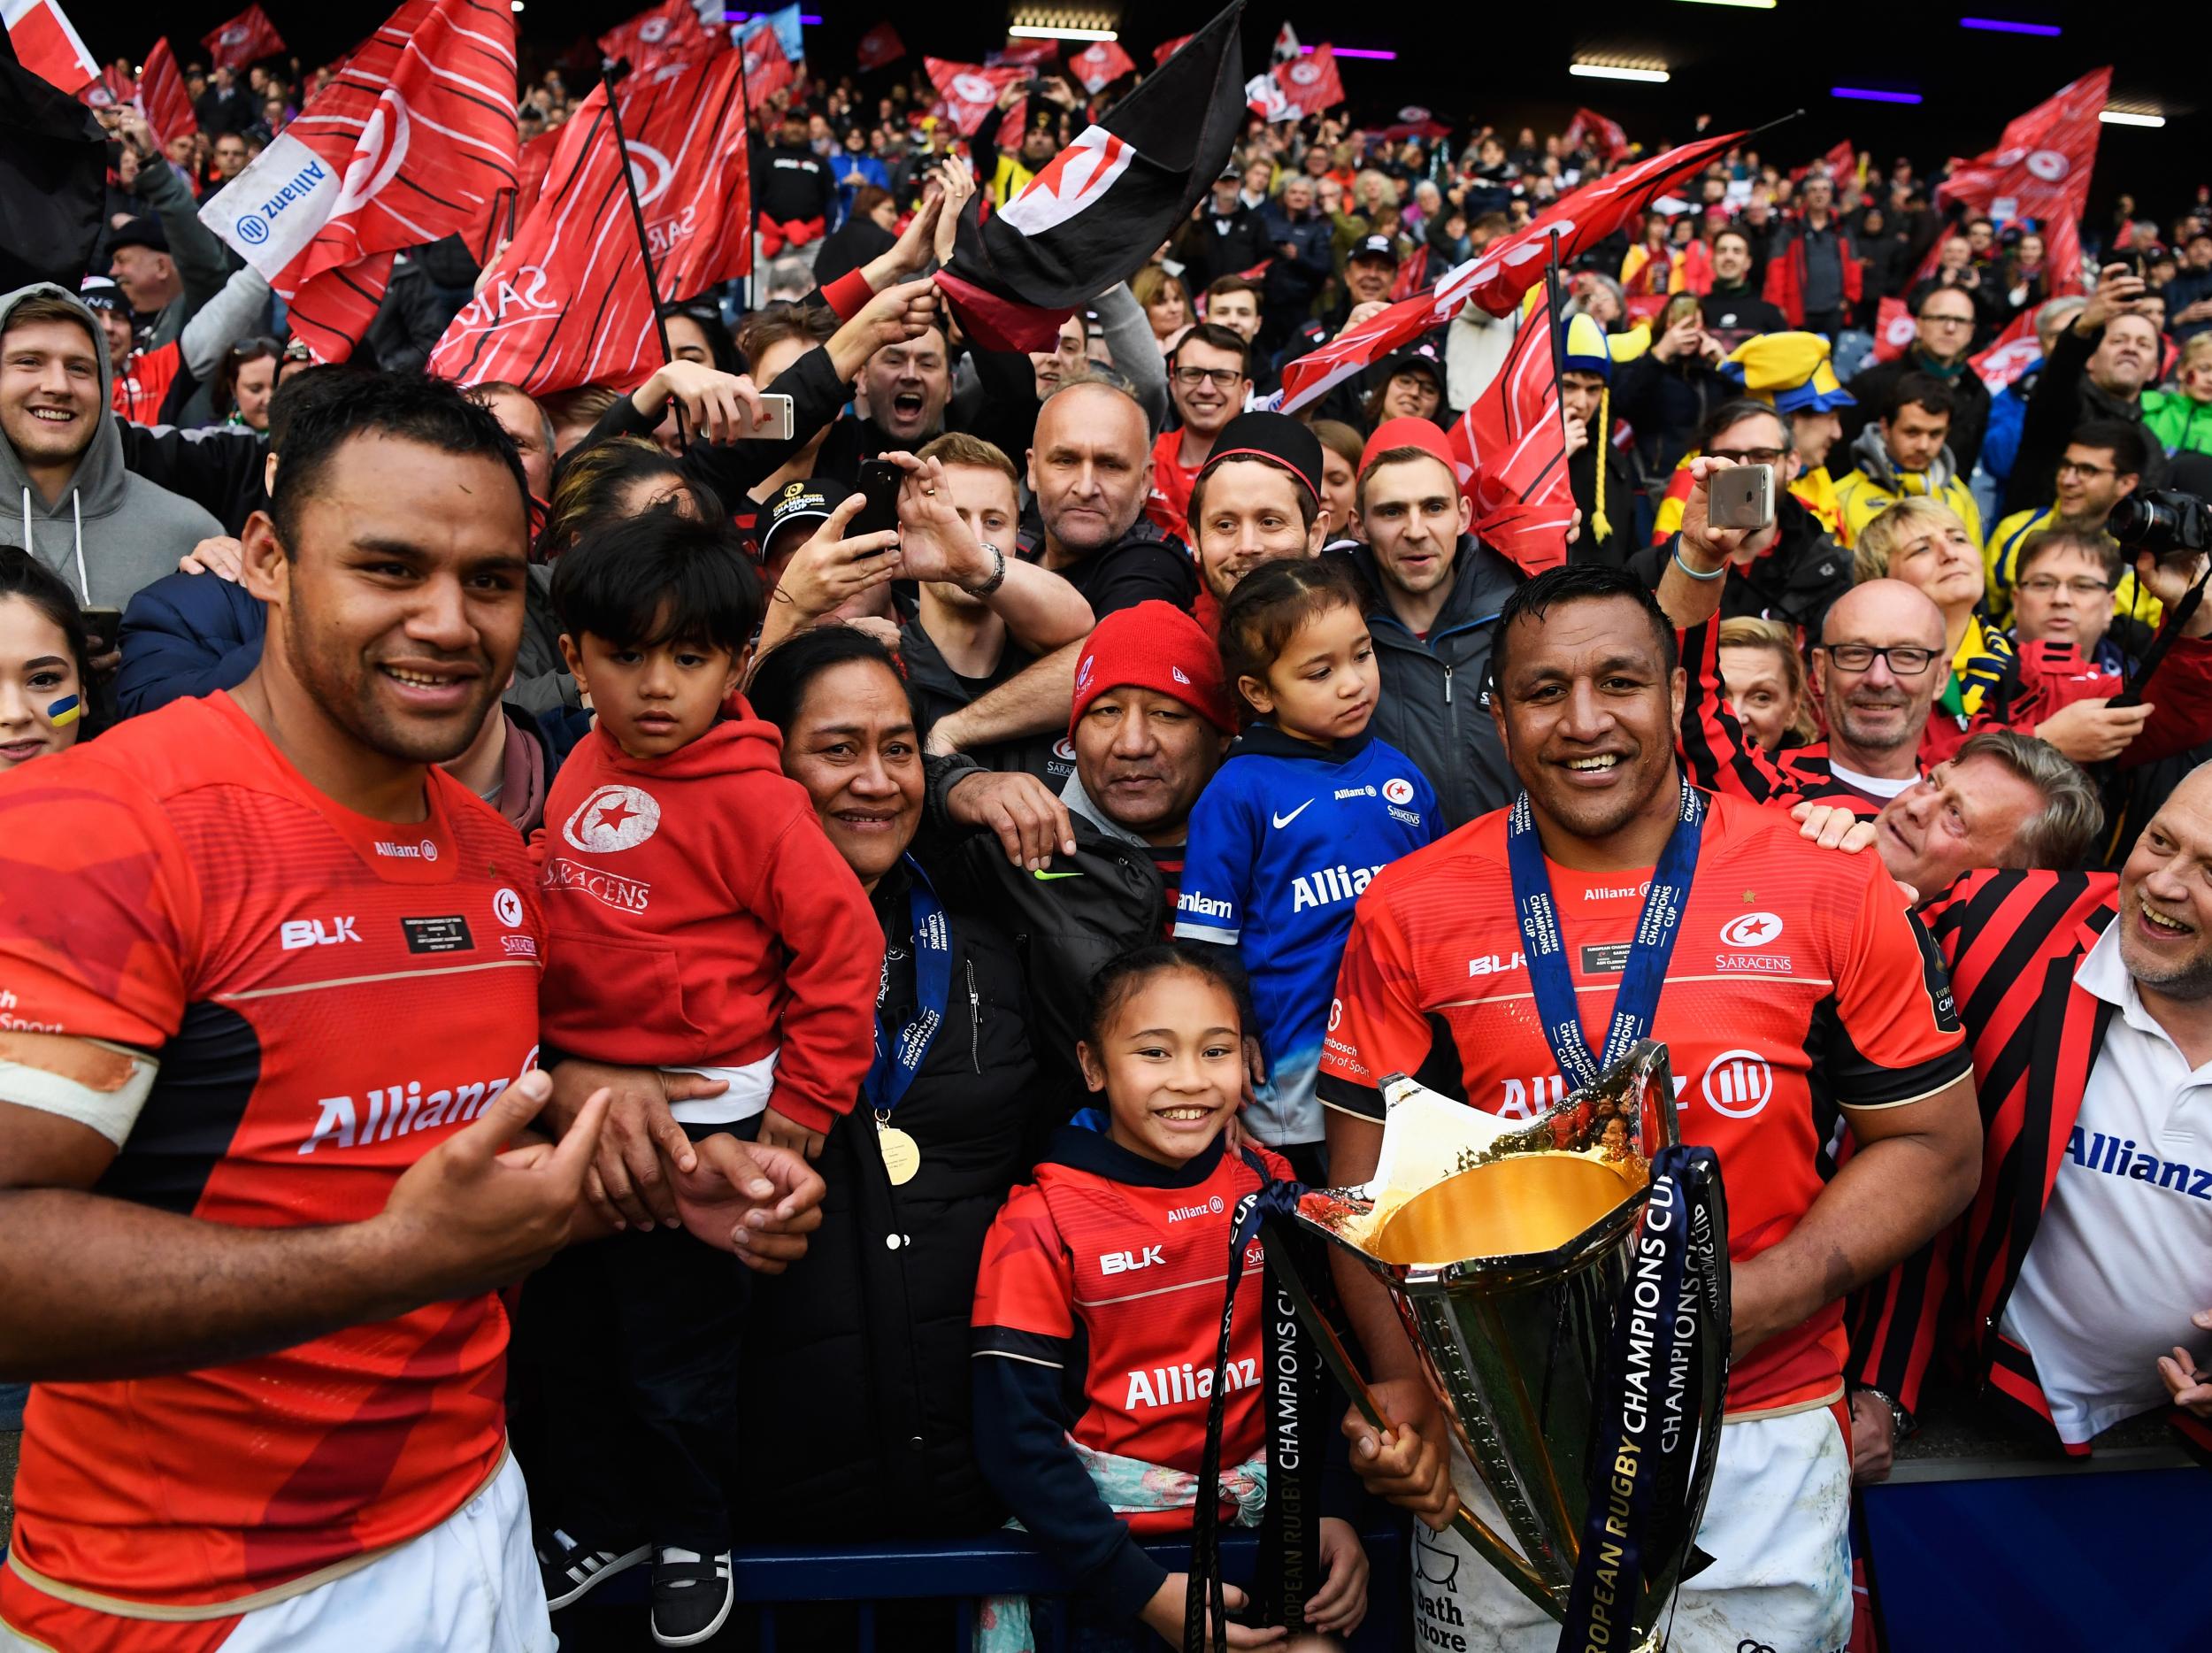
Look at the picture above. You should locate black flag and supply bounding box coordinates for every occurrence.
[937,0,1245,350]
[0,23,106,291]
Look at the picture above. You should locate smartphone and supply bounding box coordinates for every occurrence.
[853,459,901,542]
[81,606,122,657]
[1706,463,1773,532]
[748,393,795,442]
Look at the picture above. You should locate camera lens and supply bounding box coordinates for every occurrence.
[2104,494,2166,550]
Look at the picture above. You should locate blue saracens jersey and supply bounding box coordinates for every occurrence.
[1172,726,1437,1146]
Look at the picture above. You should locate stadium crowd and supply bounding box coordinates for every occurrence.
[2,4,2211,1650]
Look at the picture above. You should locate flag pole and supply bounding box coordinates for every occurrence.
[601,59,684,449]
[731,23,756,319]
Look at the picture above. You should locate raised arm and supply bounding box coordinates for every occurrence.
[888,450,1094,652]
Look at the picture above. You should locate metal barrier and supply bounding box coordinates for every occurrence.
[557,1522,1411,1651]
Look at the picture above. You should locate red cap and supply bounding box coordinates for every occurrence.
[1358,417,1457,481]
[1070,600,1238,737]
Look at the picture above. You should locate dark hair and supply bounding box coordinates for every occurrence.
[541,434,717,556]
[1490,563,1678,691]
[2067,417,2151,479]
[215,334,280,421]
[1204,273,1263,308]
[660,298,743,376]
[270,372,529,553]
[1884,372,1955,424]
[0,548,96,740]
[1217,556,1368,714]
[1912,284,1976,319]
[1169,321,1250,378]
[1711,226,1753,256]
[1698,397,1789,452]
[734,301,836,374]
[265,362,370,454]
[2015,524,2121,585]
[1081,941,1248,1051]
[551,506,761,657]
[747,624,913,736]
[1187,453,1320,536]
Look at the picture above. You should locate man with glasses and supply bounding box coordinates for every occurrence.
[1629,399,1854,635]
[1842,288,1993,477]
[2010,527,2130,673]
[1986,419,2149,625]
[1145,323,1249,542]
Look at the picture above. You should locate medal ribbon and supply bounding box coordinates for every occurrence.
[864,856,952,1119]
[1504,776,1705,1093]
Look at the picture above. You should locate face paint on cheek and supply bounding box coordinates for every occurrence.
[47,696,80,728]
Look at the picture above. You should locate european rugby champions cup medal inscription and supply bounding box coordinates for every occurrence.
[1267,780,1734,1653]
[867,857,949,1188]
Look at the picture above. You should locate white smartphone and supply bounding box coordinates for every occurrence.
[749,393,796,442]
[1707,462,1774,532]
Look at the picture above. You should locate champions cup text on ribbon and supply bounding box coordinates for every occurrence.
[1558,1146,1731,1653]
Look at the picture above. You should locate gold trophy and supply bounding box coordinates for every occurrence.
[1274,1042,1730,1652]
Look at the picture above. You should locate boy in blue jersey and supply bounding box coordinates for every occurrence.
[1174,557,1437,1180]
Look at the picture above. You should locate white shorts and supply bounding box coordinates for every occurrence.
[0,1454,552,1653]
[1410,1405,1852,1653]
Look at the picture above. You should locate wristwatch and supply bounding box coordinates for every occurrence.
[963,542,1008,598]
[1856,1386,1914,1443]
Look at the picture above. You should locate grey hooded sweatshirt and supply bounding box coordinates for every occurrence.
[0,283,223,608]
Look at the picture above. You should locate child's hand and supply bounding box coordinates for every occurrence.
[1303,1516,1371,1635]
[1137,1573,1285,1648]
[758,1106,827,1161]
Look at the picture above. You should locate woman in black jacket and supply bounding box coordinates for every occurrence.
[738,628,1048,1551]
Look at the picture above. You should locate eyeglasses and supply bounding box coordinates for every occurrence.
[2018,575,2113,598]
[1922,312,1975,329]
[1173,366,1245,390]
[1709,447,1785,466]
[1817,642,1940,675]
[2055,459,2116,480]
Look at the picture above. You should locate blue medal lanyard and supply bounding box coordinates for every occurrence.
[1504,776,1705,1092]
[864,856,952,1118]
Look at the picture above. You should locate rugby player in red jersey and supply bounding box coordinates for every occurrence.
[0,375,823,1653]
[1316,555,1981,1651]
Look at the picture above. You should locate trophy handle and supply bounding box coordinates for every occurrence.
[1262,1224,1563,1621]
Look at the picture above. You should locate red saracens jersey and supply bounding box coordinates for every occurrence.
[1318,788,1969,1417]
[0,693,544,1623]
[972,1131,1293,1533]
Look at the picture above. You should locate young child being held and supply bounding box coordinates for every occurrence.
[531,507,880,1647]
[1172,557,1437,1180]
[972,943,1368,1649]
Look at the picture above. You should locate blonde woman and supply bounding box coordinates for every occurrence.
[1852,496,2009,727]
[1717,615,1819,751]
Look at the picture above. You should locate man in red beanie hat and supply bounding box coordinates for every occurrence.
[933,600,1236,1103]
[1329,417,1525,829]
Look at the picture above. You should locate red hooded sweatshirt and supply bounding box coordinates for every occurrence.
[536,707,879,1134]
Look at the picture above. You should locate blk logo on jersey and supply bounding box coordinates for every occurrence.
[1101,1245,1164,1275]
[280,916,358,950]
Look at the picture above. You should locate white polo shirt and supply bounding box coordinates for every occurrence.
[2000,923,2212,1443]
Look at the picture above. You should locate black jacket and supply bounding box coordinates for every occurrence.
[359,258,460,375]
[1612,349,1737,479]
[112,416,268,535]
[1698,285,1787,339]
[1337,536,1523,830]
[1177,201,1270,289]
[1040,518,1198,618]
[2003,319,2167,515]
[1627,492,1852,637]
[735,865,1043,1541]
[1840,349,1993,479]
[1568,440,1636,570]
[900,619,1073,793]
[751,142,836,226]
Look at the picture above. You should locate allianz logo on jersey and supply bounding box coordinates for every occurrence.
[297,1045,538,1157]
[1292,861,1386,914]
[1494,1050,1775,1120]
[1125,1357,1259,1411]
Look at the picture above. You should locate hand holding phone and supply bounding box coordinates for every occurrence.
[1705,463,1774,533]
[852,460,902,542]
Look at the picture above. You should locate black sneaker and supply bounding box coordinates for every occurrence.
[537,1527,649,1611]
[650,1546,734,1647]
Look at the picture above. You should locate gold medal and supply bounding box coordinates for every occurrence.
[876,1123,922,1185]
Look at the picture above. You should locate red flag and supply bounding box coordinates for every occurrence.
[512,122,559,221]
[4,0,96,94]
[1281,128,1744,413]
[430,54,751,395]
[1152,34,1191,65]
[137,37,196,150]
[1245,72,1290,123]
[992,40,1057,68]
[199,0,518,363]
[74,58,129,109]
[201,3,285,70]
[1272,43,1343,116]
[1389,243,1429,303]
[854,20,903,71]
[1448,283,1574,575]
[741,26,795,104]
[599,0,721,73]
[1869,296,1917,364]
[926,58,1025,136]
[1824,137,1855,181]
[1970,308,2041,393]
[1937,68,2109,297]
[1564,107,1629,163]
[1069,37,1135,95]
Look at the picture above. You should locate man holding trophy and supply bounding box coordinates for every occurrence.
[1315,471,1982,1652]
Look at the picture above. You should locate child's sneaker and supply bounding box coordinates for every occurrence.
[537,1528,649,1611]
[650,1546,734,1647]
